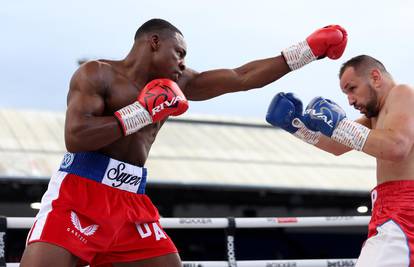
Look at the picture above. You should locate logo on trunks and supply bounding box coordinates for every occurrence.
[135,222,167,241]
[105,163,142,189]
[60,152,75,169]
[67,211,99,244]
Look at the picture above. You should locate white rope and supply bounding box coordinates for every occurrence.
[7,259,358,267]
[6,216,370,229]
[5,217,363,267]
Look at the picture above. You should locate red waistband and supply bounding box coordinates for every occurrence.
[371,180,414,207]
[372,180,414,194]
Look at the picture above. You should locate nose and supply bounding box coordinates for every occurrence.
[179,59,186,71]
[347,94,356,106]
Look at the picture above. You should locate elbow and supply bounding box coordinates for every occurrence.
[64,124,88,153]
[331,150,347,156]
[386,152,408,162]
[65,135,84,153]
[385,145,410,162]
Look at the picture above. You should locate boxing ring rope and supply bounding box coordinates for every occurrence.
[3,216,370,267]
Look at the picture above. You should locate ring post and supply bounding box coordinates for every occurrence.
[0,216,7,267]
[225,217,237,267]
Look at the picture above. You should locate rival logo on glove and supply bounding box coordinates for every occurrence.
[151,95,186,116]
[305,108,334,128]
[142,82,185,116]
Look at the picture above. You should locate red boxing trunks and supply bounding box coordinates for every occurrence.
[27,152,178,266]
[356,180,414,266]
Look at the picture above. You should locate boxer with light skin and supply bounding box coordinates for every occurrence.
[267,55,414,266]
[20,19,347,267]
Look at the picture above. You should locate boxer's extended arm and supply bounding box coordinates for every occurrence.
[182,25,347,100]
[65,61,123,152]
[181,56,289,100]
[360,85,414,161]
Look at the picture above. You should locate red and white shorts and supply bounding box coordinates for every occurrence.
[27,152,178,266]
[356,180,414,267]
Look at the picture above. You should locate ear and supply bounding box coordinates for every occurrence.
[370,69,382,88]
[150,34,160,51]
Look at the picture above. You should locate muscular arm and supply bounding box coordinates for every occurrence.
[315,116,371,156]
[64,61,123,152]
[361,85,414,161]
[181,55,290,100]
[180,24,348,100]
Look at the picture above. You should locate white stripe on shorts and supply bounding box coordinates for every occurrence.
[28,171,67,243]
[356,220,409,267]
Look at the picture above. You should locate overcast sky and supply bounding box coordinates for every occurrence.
[1,0,413,120]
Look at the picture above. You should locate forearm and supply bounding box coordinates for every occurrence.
[314,135,353,156]
[65,116,123,152]
[233,55,291,90]
[185,56,290,101]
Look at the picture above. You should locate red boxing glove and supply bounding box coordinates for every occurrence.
[282,25,348,70]
[115,79,188,135]
[307,25,347,60]
[139,79,188,121]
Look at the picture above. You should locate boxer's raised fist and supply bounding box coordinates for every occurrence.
[115,79,188,135]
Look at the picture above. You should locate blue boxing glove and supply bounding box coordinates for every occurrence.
[303,96,371,151]
[266,92,321,145]
[303,97,346,137]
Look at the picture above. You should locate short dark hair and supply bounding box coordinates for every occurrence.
[339,55,388,78]
[134,18,183,40]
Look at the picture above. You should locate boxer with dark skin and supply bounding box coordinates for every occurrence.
[20,19,347,267]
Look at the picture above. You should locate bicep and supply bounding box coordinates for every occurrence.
[65,65,106,129]
[381,93,414,145]
[363,86,414,159]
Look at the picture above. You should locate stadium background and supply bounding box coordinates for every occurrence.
[0,109,374,263]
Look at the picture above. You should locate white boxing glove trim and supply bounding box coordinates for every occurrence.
[331,119,370,151]
[292,118,321,145]
[282,40,317,71]
[115,101,153,136]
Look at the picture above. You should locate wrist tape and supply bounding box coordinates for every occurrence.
[115,101,153,135]
[331,119,370,151]
[282,40,317,71]
[292,118,321,145]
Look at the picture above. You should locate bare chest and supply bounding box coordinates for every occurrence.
[100,74,164,164]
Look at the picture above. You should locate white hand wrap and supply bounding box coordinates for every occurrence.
[282,40,317,71]
[331,119,370,151]
[114,101,153,136]
[292,118,321,145]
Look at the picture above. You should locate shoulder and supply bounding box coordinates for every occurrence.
[72,60,114,83]
[178,68,199,92]
[390,84,414,96]
[388,84,414,99]
[69,60,115,94]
